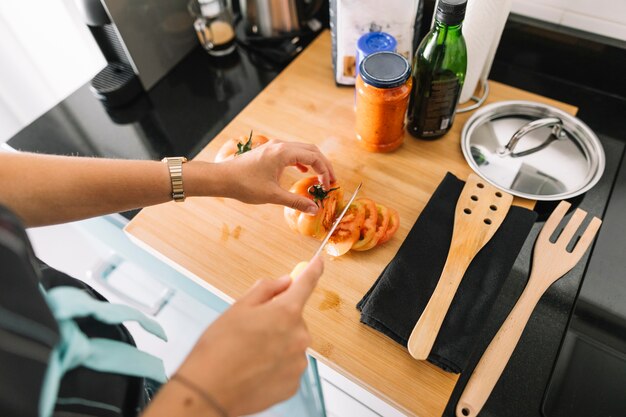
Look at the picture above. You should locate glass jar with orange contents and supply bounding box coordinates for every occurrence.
[355,51,412,152]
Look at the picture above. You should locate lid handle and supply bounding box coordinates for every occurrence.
[499,117,567,158]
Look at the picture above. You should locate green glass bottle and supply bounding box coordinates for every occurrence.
[407,0,467,139]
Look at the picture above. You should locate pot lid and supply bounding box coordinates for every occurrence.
[461,101,605,201]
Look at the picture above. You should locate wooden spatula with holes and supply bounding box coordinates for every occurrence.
[408,174,513,360]
[455,201,602,417]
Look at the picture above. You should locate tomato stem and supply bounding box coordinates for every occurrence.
[235,130,254,155]
[307,184,339,208]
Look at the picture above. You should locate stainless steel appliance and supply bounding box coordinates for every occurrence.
[74,0,197,106]
[239,0,324,37]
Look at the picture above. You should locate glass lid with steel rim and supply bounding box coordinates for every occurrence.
[461,100,605,201]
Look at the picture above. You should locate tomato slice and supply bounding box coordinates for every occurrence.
[353,204,389,251]
[351,198,378,251]
[377,207,399,245]
[326,203,365,257]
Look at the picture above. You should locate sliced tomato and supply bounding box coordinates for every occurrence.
[377,207,399,245]
[326,203,365,257]
[353,204,389,251]
[351,198,378,251]
[284,176,343,239]
[214,133,269,162]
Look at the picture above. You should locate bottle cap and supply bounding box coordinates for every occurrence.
[356,32,398,76]
[357,32,397,56]
[359,51,411,89]
[436,0,467,26]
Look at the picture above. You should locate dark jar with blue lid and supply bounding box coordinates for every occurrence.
[355,51,412,152]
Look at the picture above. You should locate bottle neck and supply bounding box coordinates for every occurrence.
[433,19,462,32]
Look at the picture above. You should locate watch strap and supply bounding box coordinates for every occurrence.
[162,157,187,202]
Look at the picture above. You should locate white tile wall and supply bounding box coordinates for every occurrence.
[511,0,626,42]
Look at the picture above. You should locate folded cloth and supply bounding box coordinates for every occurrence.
[357,173,537,373]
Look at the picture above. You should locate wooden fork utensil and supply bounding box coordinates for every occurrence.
[408,174,513,360]
[456,201,602,417]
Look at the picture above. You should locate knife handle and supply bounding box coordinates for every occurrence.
[290,261,309,280]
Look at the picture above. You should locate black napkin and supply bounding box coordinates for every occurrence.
[357,173,537,373]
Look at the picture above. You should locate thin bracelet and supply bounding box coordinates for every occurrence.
[171,373,229,417]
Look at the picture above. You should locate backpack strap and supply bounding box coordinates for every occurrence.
[40,286,168,417]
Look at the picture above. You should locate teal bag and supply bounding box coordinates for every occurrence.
[0,204,167,417]
[40,286,168,417]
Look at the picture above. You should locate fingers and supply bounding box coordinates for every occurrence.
[281,144,336,190]
[278,256,324,309]
[239,275,292,305]
[251,139,335,187]
[292,151,333,190]
[295,163,309,173]
[271,186,319,214]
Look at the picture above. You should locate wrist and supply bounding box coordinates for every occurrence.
[142,378,224,417]
[184,160,230,198]
[172,374,229,417]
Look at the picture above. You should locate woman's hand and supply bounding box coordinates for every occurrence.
[156,257,323,417]
[214,140,336,214]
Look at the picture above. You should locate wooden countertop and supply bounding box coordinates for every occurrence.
[126,31,576,416]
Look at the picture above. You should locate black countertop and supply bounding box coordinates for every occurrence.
[7,45,282,161]
[7,14,626,417]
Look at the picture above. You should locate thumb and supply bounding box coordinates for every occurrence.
[279,256,324,309]
[273,187,319,215]
[239,276,292,305]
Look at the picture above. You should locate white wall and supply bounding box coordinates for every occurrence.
[0,0,105,143]
[511,0,626,41]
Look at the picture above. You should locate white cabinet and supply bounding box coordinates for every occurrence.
[317,362,408,417]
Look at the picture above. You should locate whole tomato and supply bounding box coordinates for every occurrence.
[284,176,343,240]
[214,132,270,163]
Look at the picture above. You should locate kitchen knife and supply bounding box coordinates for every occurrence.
[290,182,362,279]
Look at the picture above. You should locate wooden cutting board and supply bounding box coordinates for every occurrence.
[126,30,576,417]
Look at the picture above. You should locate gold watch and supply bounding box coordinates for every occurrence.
[162,157,188,202]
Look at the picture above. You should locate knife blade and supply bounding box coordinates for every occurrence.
[290,182,362,279]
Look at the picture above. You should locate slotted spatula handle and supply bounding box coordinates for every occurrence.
[407,248,474,359]
[455,286,541,417]
[408,174,513,360]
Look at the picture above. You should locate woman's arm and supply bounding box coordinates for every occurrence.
[0,140,335,227]
[0,152,187,226]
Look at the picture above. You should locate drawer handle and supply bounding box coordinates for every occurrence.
[88,254,175,316]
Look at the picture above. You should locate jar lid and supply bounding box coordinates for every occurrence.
[461,101,605,201]
[357,32,397,56]
[359,51,411,89]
